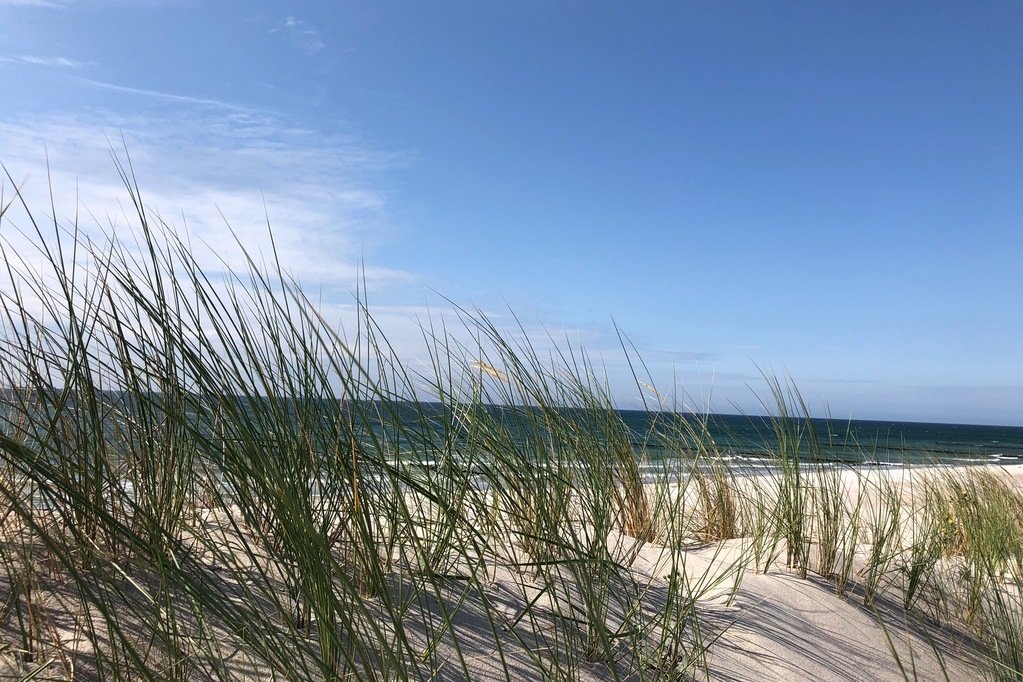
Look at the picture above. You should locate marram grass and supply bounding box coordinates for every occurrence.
[0,170,1020,680]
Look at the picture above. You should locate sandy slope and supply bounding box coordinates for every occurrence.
[4,464,1019,680]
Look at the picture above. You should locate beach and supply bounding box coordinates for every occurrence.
[2,457,1020,680]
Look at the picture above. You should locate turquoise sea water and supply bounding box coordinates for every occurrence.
[617,410,1023,468]
[397,404,1023,469]
[4,393,1021,469]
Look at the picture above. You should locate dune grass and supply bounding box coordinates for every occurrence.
[0,169,1021,680]
[0,169,758,680]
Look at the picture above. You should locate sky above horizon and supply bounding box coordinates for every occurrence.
[1,1,1021,425]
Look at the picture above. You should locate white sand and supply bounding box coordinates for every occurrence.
[4,464,1021,680]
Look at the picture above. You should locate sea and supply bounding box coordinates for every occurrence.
[394,403,1023,470]
[615,410,1023,469]
[4,392,1022,471]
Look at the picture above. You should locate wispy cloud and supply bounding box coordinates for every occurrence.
[75,78,251,111]
[0,114,595,398]
[0,108,410,295]
[0,0,68,6]
[270,16,325,55]
[641,348,718,363]
[0,55,85,68]
[814,377,880,385]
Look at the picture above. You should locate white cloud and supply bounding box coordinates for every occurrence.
[0,55,84,67]
[0,0,68,6]
[270,15,325,55]
[0,108,445,388]
[1,55,81,67]
[76,78,249,111]
[0,109,410,296]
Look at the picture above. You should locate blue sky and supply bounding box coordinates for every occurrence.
[1,1,1021,425]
